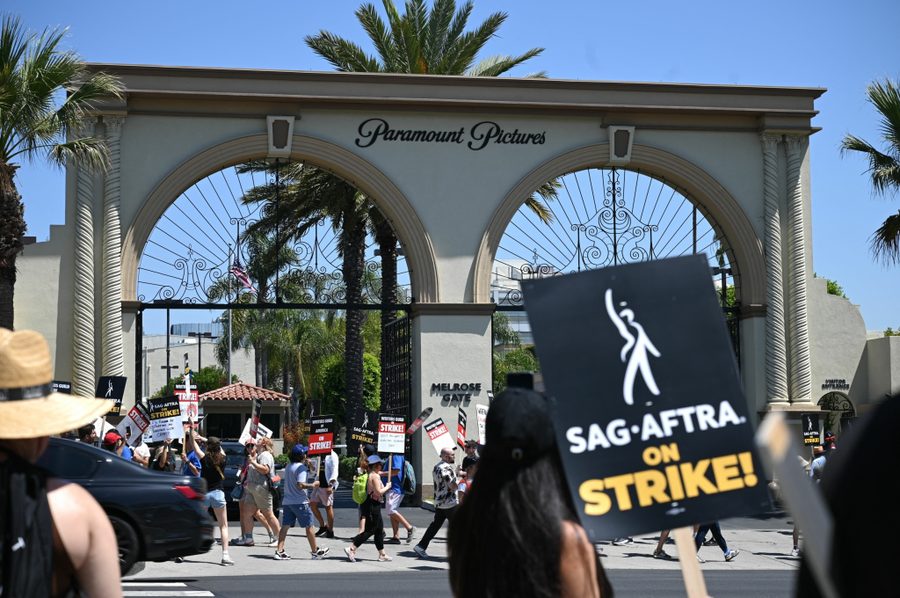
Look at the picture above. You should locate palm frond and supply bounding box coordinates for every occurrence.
[355,3,393,70]
[841,134,900,194]
[867,79,900,150]
[46,136,109,170]
[870,210,900,265]
[305,31,381,72]
[466,48,544,77]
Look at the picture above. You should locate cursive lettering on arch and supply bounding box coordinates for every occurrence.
[354,118,545,151]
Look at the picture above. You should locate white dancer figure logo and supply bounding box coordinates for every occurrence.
[105,379,114,398]
[362,412,369,428]
[806,417,813,432]
[604,289,662,405]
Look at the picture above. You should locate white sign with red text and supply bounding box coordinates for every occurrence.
[378,414,406,453]
[425,418,456,455]
[116,403,151,447]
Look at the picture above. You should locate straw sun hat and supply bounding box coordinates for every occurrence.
[0,329,113,439]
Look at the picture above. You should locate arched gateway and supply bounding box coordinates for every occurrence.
[15,65,825,475]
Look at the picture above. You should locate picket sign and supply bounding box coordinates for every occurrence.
[673,527,707,598]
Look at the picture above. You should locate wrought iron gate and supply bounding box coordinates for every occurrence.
[380,314,412,421]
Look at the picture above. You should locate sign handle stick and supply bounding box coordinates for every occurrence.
[388,453,392,485]
[673,527,708,598]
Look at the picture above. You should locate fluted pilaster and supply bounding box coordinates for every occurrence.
[785,135,812,404]
[73,118,97,397]
[761,133,789,405]
[101,116,125,377]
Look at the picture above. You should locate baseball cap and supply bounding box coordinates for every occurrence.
[363,443,377,456]
[103,430,122,445]
[484,386,556,464]
[367,454,383,465]
[291,444,308,457]
[462,456,479,470]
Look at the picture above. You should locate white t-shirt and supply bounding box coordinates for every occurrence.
[133,442,151,463]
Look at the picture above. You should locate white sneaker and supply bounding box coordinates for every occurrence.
[697,554,706,563]
[790,547,800,557]
[612,537,633,546]
[344,546,357,562]
[724,549,740,562]
[273,550,291,561]
[312,547,330,560]
[413,545,428,559]
[221,554,234,566]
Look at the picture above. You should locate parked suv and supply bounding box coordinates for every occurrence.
[38,438,215,573]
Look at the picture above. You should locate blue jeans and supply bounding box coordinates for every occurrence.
[695,521,728,553]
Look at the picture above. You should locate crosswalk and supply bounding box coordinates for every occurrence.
[121,581,214,597]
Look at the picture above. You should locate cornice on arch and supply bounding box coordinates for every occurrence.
[472,142,766,307]
[121,133,438,303]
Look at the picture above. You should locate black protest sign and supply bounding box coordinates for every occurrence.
[95,376,127,415]
[457,409,468,450]
[349,406,378,455]
[522,254,769,541]
[148,396,182,442]
[801,413,820,446]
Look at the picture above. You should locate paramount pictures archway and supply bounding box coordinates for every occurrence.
[16,65,824,475]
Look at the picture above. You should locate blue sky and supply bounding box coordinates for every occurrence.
[8,0,900,330]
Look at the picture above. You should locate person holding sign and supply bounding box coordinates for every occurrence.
[344,454,393,562]
[414,446,459,559]
[310,449,339,539]
[447,387,612,598]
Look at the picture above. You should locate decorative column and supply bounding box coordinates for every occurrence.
[101,116,126,376]
[73,117,97,397]
[785,135,812,404]
[761,133,789,406]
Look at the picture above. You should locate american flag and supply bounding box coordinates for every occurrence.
[229,260,258,295]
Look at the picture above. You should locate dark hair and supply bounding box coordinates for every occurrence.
[76,424,94,440]
[204,437,224,469]
[448,448,612,598]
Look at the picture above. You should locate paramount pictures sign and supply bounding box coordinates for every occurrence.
[522,255,770,540]
[355,118,546,151]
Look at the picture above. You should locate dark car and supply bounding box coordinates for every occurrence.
[38,438,215,573]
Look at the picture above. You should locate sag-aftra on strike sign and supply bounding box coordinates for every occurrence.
[522,255,769,540]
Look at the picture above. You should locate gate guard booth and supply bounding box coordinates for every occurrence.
[15,65,834,480]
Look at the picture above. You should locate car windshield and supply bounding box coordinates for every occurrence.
[225,454,245,468]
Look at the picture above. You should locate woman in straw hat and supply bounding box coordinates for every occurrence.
[0,328,122,597]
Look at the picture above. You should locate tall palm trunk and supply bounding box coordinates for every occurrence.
[342,200,367,431]
[0,163,25,329]
[374,215,398,404]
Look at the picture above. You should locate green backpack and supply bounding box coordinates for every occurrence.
[352,471,368,505]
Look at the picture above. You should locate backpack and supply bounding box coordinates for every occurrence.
[1,451,53,597]
[352,471,368,505]
[402,460,416,496]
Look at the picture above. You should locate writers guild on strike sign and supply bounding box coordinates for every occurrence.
[522,255,770,540]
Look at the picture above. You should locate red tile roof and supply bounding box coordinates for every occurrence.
[199,383,289,402]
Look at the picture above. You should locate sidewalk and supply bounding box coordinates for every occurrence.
[130,499,801,579]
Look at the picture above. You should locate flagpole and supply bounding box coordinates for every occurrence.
[227,242,233,384]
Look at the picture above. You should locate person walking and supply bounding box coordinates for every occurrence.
[0,328,121,597]
[233,438,280,547]
[198,437,234,565]
[344,454,392,562]
[414,447,459,559]
[652,530,673,559]
[447,387,612,597]
[384,453,416,544]
[310,448,339,539]
[694,521,739,562]
[274,444,329,561]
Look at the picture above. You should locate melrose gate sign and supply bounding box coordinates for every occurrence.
[14,65,826,480]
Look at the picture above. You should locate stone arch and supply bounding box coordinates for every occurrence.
[472,142,766,307]
[121,133,439,303]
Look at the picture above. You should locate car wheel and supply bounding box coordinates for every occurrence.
[109,514,140,574]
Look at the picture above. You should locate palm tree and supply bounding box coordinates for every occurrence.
[0,16,122,328]
[841,79,900,264]
[306,0,548,419]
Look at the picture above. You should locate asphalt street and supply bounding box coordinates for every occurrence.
[125,488,802,597]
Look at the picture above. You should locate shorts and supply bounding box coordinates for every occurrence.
[309,487,334,507]
[241,483,273,511]
[204,489,226,510]
[385,490,403,515]
[281,503,314,528]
